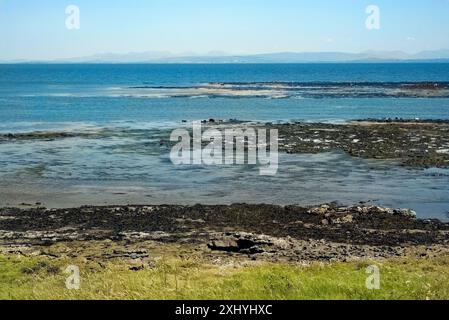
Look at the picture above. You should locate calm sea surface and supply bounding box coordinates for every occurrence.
[1,64,448,219]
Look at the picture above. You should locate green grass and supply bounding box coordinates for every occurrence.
[1,253,449,300]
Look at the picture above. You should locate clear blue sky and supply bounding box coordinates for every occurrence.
[1,0,449,60]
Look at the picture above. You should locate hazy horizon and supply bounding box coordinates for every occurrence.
[1,0,449,61]
[4,49,449,64]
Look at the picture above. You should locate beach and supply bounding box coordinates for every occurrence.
[1,63,449,300]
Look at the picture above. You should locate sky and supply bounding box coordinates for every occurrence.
[1,0,449,60]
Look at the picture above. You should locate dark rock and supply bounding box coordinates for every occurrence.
[208,233,274,254]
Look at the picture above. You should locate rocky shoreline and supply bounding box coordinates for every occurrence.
[267,120,449,168]
[3,119,449,169]
[1,204,448,264]
[1,120,449,264]
[175,119,449,168]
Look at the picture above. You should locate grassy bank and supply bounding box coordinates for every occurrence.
[1,252,449,300]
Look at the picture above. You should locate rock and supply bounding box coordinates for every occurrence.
[331,214,354,225]
[375,206,395,215]
[208,233,275,254]
[128,263,145,271]
[208,237,240,252]
[396,209,417,218]
[342,215,354,224]
[104,250,149,260]
[308,205,331,215]
[355,206,369,214]
[1,203,447,264]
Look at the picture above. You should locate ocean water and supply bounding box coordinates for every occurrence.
[0,63,449,220]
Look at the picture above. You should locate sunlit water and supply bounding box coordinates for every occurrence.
[1,64,449,220]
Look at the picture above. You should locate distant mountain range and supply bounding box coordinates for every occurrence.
[4,50,449,63]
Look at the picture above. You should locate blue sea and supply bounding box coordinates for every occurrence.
[1,63,449,219]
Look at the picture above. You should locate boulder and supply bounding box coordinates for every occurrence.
[208,232,275,254]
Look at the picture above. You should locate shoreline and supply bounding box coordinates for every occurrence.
[266,120,449,168]
[1,119,449,218]
[2,202,449,299]
[1,203,448,264]
[3,119,448,168]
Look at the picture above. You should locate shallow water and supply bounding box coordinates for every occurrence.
[0,64,449,220]
[0,131,448,220]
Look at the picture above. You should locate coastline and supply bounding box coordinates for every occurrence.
[1,202,449,300]
[1,119,449,218]
[1,203,448,262]
[1,120,449,299]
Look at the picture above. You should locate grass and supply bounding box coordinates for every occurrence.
[1,250,449,300]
